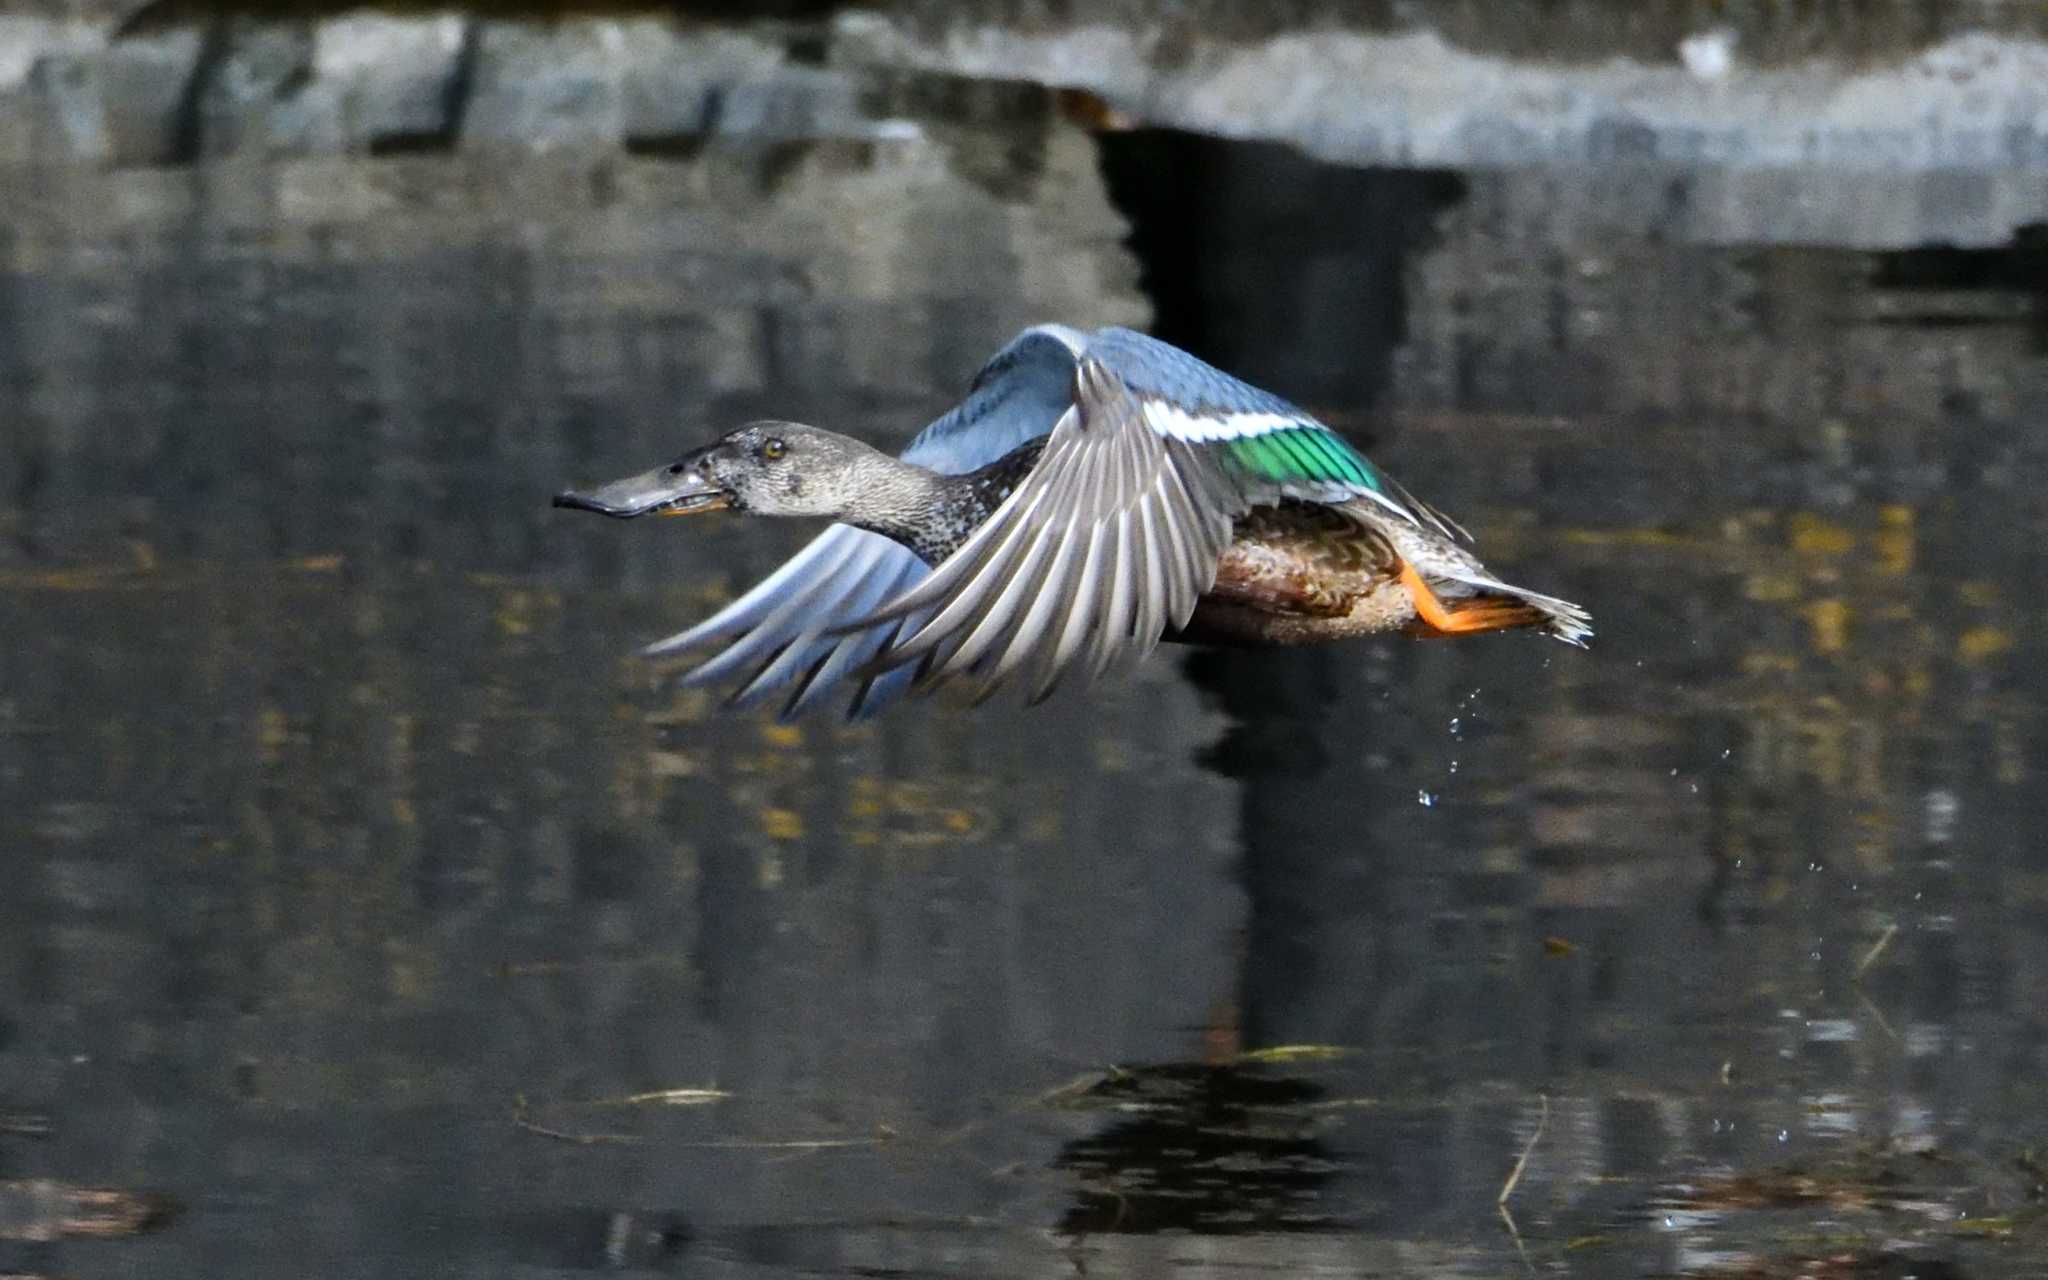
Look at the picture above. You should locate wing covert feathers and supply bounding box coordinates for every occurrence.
[852,356,1245,702]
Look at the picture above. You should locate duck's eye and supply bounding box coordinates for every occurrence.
[760,438,787,461]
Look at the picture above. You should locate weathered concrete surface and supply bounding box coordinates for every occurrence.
[316,13,466,147]
[834,12,2048,174]
[6,3,2048,175]
[0,12,923,165]
[837,0,2048,70]
[3,4,2048,246]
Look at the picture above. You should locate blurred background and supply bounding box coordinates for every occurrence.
[4,2,2048,1277]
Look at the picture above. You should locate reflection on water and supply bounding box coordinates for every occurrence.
[5,113,2048,1278]
[1051,1063,1338,1236]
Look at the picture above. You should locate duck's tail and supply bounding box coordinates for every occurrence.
[1399,562,1593,648]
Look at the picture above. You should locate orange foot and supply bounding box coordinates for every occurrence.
[1398,562,1543,637]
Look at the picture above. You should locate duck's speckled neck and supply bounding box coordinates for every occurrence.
[843,439,1046,566]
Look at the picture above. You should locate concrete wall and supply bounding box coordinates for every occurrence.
[0,13,911,166]
[5,3,2048,171]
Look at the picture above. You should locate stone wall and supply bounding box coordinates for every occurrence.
[839,1,2048,172]
[0,13,911,166]
[6,2,2048,177]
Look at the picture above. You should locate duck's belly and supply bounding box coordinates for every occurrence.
[1177,504,1416,648]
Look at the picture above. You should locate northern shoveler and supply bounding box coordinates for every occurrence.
[554,325,1590,717]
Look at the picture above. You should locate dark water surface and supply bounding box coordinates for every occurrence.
[5,129,2048,1278]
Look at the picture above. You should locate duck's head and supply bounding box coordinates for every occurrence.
[553,422,883,521]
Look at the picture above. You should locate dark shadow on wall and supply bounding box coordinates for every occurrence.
[1870,223,2048,353]
[1096,128,1465,414]
[1094,127,1468,1051]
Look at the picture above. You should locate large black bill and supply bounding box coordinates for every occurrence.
[551,458,731,518]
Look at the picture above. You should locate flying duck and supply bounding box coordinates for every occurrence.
[554,325,1590,717]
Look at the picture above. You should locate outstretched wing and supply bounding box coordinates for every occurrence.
[852,356,1244,701]
[1088,328,1467,542]
[851,335,1437,702]
[641,326,1090,719]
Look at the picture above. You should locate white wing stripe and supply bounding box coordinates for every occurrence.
[1141,401,1306,444]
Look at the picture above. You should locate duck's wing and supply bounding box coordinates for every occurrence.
[851,332,1441,702]
[899,325,1089,469]
[640,325,1089,719]
[1086,327,1468,542]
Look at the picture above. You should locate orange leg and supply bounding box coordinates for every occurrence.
[1398,562,1541,636]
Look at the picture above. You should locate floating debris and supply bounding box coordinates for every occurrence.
[1687,1248,1969,1279]
[0,1179,177,1242]
[0,1113,49,1139]
[1236,1045,1355,1065]
[606,1088,732,1108]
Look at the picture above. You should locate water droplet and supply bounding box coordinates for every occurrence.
[1924,789,1959,844]
[1417,790,1435,808]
